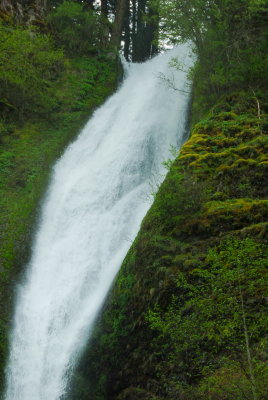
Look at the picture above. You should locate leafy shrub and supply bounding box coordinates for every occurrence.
[147,237,268,397]
[0,22,64,119]
[199,356,268,400]
[158,0,268,114]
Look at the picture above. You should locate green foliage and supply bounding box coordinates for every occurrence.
[156,0,268,113]
[0,22,64,119]
[48,1,111,55]
[199,356,268,400]
[0,2,114,122]
[147,237,268,396]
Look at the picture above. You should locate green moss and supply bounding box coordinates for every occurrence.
[198,199,268,232]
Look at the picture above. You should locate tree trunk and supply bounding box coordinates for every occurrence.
[132,0,147,62]
[101,0,108,16]
[131,0,137,58]
[148,2,159,57]
[110,0,127,50]
[83,0,95,10]
[123,0,131,60]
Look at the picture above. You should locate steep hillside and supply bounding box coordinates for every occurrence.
[74,91,268,400]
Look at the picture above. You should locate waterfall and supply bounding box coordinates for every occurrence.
[4,45,191,400]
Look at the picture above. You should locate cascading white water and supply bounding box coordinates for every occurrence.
[5,45,191,400]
